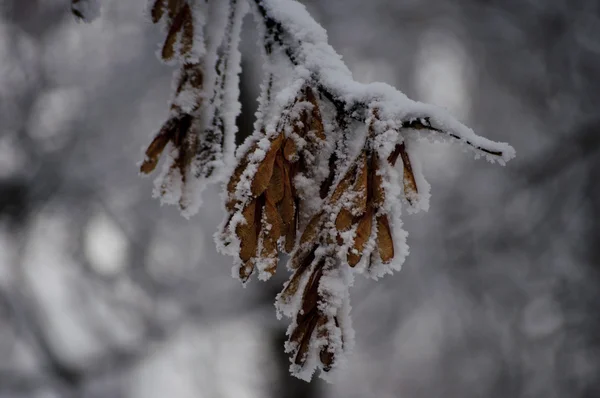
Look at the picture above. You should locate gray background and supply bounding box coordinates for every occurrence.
[0,0,598,397]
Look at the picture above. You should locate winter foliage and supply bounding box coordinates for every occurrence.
[73,0,515,382]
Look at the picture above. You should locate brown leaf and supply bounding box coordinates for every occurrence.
[294,313,319,366]
[180,4,194,56]
[259,198,281,277]
[283,137,297,162]
[300,265,323,320]
[300,211,324,246]
[161,2,191,61]
[320,347,335,372]
[167,0,181,20]
[266,154,284,204]
[251,134,284,196]
[376,215,394,263]
[330,164,356,203]
[351,154,368,215]
[372,156,385,209]
[281,248,315,302]
[161,9,184,61]
[226,144,257,207]
[387,143,403,166]
[289,310,313,346]
[280,162,297,253]
[348,208,373,266]
[150,0,165,23]
[335,208,354,232]
[239,260,254,282]
[236,200,258,262]
[280,161,295,225]
[140,119,177,174]
[285,219,297,253]
[316,317,334,371]
[399,143,419,204]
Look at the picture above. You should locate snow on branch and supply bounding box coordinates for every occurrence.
[251,0,515,161]
[74,0,515,382]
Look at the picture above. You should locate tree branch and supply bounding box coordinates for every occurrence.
[251,0,514,163]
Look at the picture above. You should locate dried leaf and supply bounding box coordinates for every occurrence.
[317,316,334,371]
[180,4,194,56]
[280,162,295,225]
[140,120,176,174]
[239,261,254,282]
[335,208,353,232]
[320,347,335,372]
[226,144,257,207]
[348,208,373,266]
[300,265,323,319]
[161,3,189,61]
[266,154,284,204]
[251,134,283,196]
[280,162,297,253]
[167,0,181,20]
[300,211,324,246]
[376,215,394,263]
[236,200,258,262]
[289,309,313,346]
[372,156,385,209]
[283,137,297,162]
[294,314,319,366]
[281,248,315,301]
[161,18,182,61]
[330,164,356,203]
[259,198,281,277]
[399,143,418,203]
[285,219,297,253]
[150,0,166,23]
[351,154,368,215]
[387,143,403,166]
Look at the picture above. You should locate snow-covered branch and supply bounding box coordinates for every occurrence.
[250,0,515,163]
[73,0,515,383]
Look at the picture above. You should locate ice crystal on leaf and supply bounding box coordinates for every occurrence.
[75,0,515,382]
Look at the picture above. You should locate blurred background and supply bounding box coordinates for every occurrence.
[0,0,599,397]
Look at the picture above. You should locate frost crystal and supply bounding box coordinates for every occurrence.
[78,0,516,382]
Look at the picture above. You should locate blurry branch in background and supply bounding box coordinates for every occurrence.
[0,286,152,397]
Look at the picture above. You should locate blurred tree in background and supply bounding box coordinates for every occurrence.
[0,0,598,397]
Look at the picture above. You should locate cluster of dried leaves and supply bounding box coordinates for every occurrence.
[222,86,327,281]
[138,0,243,213]
[139,64,204,204]
[277,113,425,371]
[221,89,423,372]
[138,0,204,210]
[72,0,514,380]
